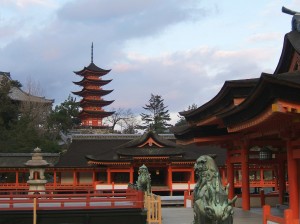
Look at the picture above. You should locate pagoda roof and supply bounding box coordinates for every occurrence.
[221,70,300,127]
[179,78,258,123]
[79,110,115,117]
[74,63,111,76]
[72,88,113,96]
[73,78,112,86]
[274,31,300,74]
[80,99,114,107]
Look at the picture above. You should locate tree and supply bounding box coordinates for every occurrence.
[104,108,139,133]
[175,103,198,127]
[0,76,18,129]
[48,95,80,133]
[140,94,171,133]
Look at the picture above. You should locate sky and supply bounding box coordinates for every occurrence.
[0,0,300,125]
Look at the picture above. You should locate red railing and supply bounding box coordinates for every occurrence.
[0,189,144,211]
[263,205,299,224]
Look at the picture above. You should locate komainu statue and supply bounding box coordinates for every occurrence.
[193,155,237,224]
[128,164,151,195]
[282,6,300,32]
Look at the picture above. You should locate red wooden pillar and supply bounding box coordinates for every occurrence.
[73,170,77,186]
[287,141,299,219]
[15,170,19,187]
[107,168,111,184]
[277,154,286,204]
[227,160,234,200]
[129,166,134,183]
[92,169,95,184]
[241,145,250,211]
[168,166,172,195]
[260,167,264,186]
[191,168,195,183]
[53,170,57,188]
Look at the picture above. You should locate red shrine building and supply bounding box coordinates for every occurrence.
[72,44,114,128]
[173,28,300,218]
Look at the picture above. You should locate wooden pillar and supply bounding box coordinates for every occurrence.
[241,145,250,211]
[15,170,19,186]
[277,154,286,205]
[107,168,111,184]
[53,170,57,188]
[226,159,234,200]
[73,170,77,186]
[92,169,96,184]
[260,167,264,186]
[191,168,195,183]
[287,141,299,219]
[129,166,134,183]
[168,166,172,195]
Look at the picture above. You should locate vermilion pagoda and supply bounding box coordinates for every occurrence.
[72,44,114,128]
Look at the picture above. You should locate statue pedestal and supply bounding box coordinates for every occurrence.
[27,180,47,194]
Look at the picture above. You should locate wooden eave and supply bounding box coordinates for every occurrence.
[180,79,258,123]
[73,79,112,86]
[72,89,113,96]
[227,99,300,133]
[133,156,169,160]
[221,72,300,127]
[79,110,114,116]
[87,161,131,166]
[80,99,114,107]
[74,63,111,76]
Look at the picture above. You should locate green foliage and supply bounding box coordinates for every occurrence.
[48,95,80,132]
[0,76,60,153]
[140,94,171,133]
[175,103,198,127]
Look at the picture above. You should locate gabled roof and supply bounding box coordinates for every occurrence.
[274,31,300,74]
[114,131,183,157]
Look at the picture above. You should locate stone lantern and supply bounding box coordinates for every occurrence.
[24,147,50,194]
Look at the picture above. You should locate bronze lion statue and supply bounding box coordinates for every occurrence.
[128,164,151,195]
[193,155,237,224]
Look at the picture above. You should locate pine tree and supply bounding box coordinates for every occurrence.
[140,94,171,133]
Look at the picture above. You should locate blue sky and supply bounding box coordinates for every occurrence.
[0,0,299,125]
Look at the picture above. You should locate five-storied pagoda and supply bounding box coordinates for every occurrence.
[73,43,114,128]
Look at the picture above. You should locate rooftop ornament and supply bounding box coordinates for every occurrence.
[282,6,300,32]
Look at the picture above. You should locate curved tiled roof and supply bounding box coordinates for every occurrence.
[74,63,111,76]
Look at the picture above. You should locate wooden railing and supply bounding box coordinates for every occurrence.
[0,189,144,211]
[144,193,162,224]
[263,205,299,224]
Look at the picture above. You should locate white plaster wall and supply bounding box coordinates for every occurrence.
[79,172,93,184]
[61,172,73,184]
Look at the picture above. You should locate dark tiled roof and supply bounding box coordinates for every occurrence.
[73,78,112,86]
[74,63,111,76]
[0,153,60,168]
[57,134,227,167]
[179,78,258,122]
[274,31,300,74]
[221,71,300,126]
[72,88,113,96]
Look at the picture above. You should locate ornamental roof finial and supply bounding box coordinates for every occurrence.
[282,6,300,32]
[91,42,94,63]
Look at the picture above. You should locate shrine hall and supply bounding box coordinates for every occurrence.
[172,26,300,218]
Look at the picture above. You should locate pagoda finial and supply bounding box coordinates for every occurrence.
[91,42,94,63]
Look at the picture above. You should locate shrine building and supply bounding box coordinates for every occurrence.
[172,16,300,219]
